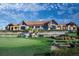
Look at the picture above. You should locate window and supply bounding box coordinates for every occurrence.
[52,26,56,29]
[73,27,76,30]
[15,27,17,29]
[43,25,48,30]
[11,27,13,31]
[51,26,56,30]
[21,26,26,30]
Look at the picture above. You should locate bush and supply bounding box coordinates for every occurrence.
[51,48,79,56]
[39,35,44,37]
[17,32,30,38]
[68,30,74,33]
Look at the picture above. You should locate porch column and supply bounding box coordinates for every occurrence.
[10,26,12,31]
[33,26,36,29]
[13,26,15,31]
[71,27,73,30]
[48,25,51,30]
[40,26,43,30]
[68,26,70,30]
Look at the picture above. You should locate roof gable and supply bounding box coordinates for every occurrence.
[48,20,58,25]
[7,23,14,26]
[66,22,77,26]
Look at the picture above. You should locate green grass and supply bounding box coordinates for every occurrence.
[67,32,78,37]
[0,37,51,56]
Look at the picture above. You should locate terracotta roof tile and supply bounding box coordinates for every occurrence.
[24,21,49,26]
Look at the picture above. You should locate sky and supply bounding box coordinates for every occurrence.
[0,3,79,29]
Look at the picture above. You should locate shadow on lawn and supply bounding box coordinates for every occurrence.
[0,45,50,56]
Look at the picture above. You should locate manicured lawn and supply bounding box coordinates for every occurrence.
[1,37,79,56]
[0,37,51,56]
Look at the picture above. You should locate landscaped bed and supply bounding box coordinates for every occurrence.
[51,47,79,56]
[0,37,51,56]
[67,32,78,37]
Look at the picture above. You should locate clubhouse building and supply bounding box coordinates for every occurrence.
[5,20,77,31]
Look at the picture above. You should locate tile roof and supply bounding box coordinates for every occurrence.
[22,20,58,26]
[7,20,58,27]
[24,21,49,26]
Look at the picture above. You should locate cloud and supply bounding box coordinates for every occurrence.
[71,13,79,20]
[0,8,40,22]
[0,3,64,11]
[57,10,65,15]
[0,3,79,28]
[0,3,49,11]
[0,20,9,30]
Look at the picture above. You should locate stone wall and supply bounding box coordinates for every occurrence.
[0,31,21,37]
[37,31,68,37]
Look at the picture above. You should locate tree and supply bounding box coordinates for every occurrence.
[77,27,79,36]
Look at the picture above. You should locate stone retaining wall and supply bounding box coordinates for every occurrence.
[0,31,21,37]
[56,36,79,40]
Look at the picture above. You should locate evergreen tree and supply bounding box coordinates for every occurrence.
[77,27,79,36]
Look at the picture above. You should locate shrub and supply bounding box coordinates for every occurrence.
[17,32,30,38]
[52,47,79,56]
